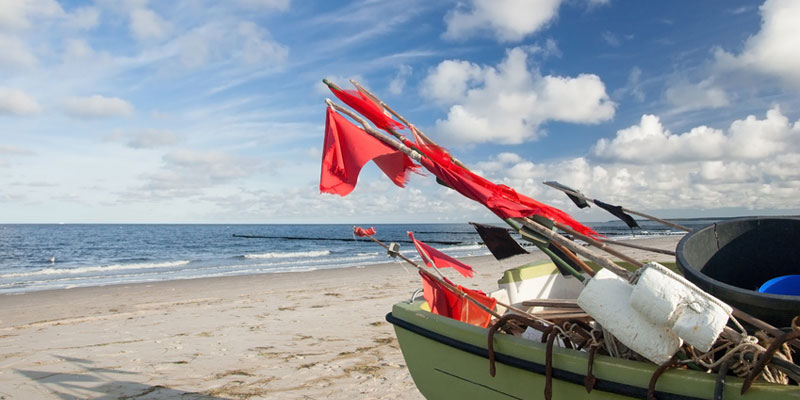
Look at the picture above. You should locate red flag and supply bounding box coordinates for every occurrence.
[353,226,376,237]
[320,107,415,196]
[420,272,461,319]
[373,151,418,188]
[457,285,497,328]
[416,144,599,238]
[408,231,474,278]
[329,86,405,132]
[419,272,496,328]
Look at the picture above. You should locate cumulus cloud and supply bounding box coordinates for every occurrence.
[474,133,800,218]
[714,0,800,86]
[0,87,41,116]
[62,95,135,119]
[593,106,799,164]
[443,0,562,42]
[422,47,615,144]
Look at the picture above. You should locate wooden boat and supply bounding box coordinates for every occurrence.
[386,261,800,399]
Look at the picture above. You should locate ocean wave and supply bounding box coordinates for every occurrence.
[0,260,191,279]
[243,250,331,259]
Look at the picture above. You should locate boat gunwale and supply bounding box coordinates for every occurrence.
[386,310,704,400]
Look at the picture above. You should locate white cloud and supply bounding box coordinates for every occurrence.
[593,106,799,164]
[665,79,729,111]
[236,21,288,65]
[473,138,800,218]
[443,0,562,42]
[0,34,37,69]
[0,145,34,155]
[106,129,181,149]
[726,107,798,159]
[64,7,100,30]
[0,87,41,116]
[714,0,800,86]
[388,64,413,95]
[601,31,619,47]
[0,0,63,31]
[137,149,264,197]
[423,47,615,144]
[234,0,290,11]
[616,66,644,102]
[62,38,95,62]
[62,95,135,119]
[129,7,171,41]
[174,21,288,69]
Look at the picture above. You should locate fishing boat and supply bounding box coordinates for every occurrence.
[386,260,800,399]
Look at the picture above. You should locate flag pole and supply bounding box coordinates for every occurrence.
[543,181,692,232]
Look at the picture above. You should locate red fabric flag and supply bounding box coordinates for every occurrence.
[457,285,497,328]
[415,144,599,238]
[320,107,416,196]
[418,272,496,328]
[409,231,474,278]
[419,271,461,319]
[353,226,376,237]
[329,86,405,132]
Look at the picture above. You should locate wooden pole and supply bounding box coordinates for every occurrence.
[599,238,676,256]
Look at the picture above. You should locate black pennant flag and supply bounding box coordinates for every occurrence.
[593,199,640,229]
[470,222,528,260]
[545,181,590,209]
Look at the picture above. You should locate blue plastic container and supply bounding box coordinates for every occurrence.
[759,275,800,296]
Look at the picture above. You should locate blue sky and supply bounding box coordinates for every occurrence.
[1,0,799,224]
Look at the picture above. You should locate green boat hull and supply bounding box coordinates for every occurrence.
[387,274,800,399]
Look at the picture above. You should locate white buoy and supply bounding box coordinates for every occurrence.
[630,262,731,352]
[577,268,683,364]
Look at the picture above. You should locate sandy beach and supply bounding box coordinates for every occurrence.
[0,236,681,399]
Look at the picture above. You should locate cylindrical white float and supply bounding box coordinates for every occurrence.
[577,268,682,364]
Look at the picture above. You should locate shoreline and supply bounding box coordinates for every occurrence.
[1,233,685,297]
[0,236,680,399]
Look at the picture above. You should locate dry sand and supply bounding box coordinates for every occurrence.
[0,236,681,399]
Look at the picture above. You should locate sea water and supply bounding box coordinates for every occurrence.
[0,220,712,294]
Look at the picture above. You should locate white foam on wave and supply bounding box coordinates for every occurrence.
[243,250,331,259]
[0,260,191,279]
[435,243,484,252]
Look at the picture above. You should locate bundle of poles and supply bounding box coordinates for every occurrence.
[322,78,793,351]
